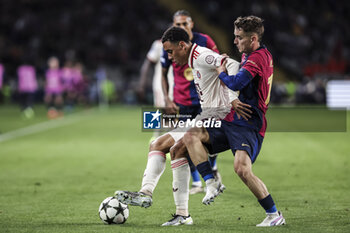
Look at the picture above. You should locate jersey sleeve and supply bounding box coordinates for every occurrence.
[225,58,240,76]
[146,40,162,63]
[228,89,239,102]
[225,58,240,101]
[194,50,225,69]
[241,52,263,78]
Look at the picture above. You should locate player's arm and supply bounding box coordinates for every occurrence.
[224,58,252,120]
[161,66,169,101]
[161,67,178,113]
[196,52,252,120]
[216,59,253,91]
[138,58,154,100]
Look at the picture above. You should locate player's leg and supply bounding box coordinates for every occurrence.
[115,133,175,208]
[140,134,174,195]
[152,88,165,140]
[209,154,225,192]
[177,104,204,194]
[183,127,222,205]
[54,93,64,117]
[234,150,285,226]
[22,93,35,119]
[162,140,193,226]
[189,160,203,194]
[45,93,56,119]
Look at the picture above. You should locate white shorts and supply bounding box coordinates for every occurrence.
[167,106,231,142]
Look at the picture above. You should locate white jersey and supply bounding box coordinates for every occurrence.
[169,44,240,142]
[188,43,240,119]
[147,40,174,107]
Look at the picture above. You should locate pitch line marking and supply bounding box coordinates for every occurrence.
[0,110,94,143]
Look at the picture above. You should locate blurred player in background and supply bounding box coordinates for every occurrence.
[60,60,86,111]
[0,63,4,102]
[61,60,75,112]
[161,9,223,194]
[183,16,286,227]
[17,63,38,118]
[138,39,174,139]
[72,62,88,106]
[44,56,64,119]
[0,64,3,90]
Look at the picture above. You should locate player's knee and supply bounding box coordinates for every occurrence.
[170,142,187,160]
[149,137,169,153]
[234,163,251,180]
[183,132,194,146]
[169,145,177,160]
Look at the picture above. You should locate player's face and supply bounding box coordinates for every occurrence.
[173,15,193,40]
[163,41,188,66]
[234,27,254,54]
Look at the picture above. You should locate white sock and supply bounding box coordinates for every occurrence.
[140,151,166,195]
[171,158,190,216]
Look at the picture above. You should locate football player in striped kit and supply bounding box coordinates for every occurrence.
[183,16,286,227]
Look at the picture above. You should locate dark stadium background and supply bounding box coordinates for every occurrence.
[0,0,349,106]
[1,1,350,232]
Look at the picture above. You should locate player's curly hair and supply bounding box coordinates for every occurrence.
[234,16,264,42]
[161,26,190,44]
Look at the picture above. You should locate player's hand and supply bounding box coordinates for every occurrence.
[216,58,228,74]
[165,99,179,114]
[231,99,252,121]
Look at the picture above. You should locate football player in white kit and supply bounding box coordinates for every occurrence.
[115,26,252,226]
[138,39,174,139]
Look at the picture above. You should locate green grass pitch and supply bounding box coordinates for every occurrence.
[0,105,349,233]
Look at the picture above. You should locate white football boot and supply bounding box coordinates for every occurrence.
[213,170,226,193]
[256,211,286,227]
[189,185,204,195]
[161,214,193,226]
[202,179,221,205]
[114,190,152,208]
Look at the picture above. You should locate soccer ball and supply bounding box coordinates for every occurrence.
[98,196,129,224]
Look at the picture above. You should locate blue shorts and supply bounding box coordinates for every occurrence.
[206,121,264,163]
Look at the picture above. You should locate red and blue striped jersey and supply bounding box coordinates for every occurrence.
[223,45,273,137]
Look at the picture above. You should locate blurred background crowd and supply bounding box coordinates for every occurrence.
[0,0,349,117]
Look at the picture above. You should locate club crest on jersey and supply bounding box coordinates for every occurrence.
[205,55,214,64]
[197,71,201,79]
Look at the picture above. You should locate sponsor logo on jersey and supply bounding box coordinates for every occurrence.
[241,143,250,148]
[205,55,214,64]
[143,110,161,129]
[184,67,194,81]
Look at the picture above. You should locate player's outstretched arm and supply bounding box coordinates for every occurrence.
[216,60,252,91]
